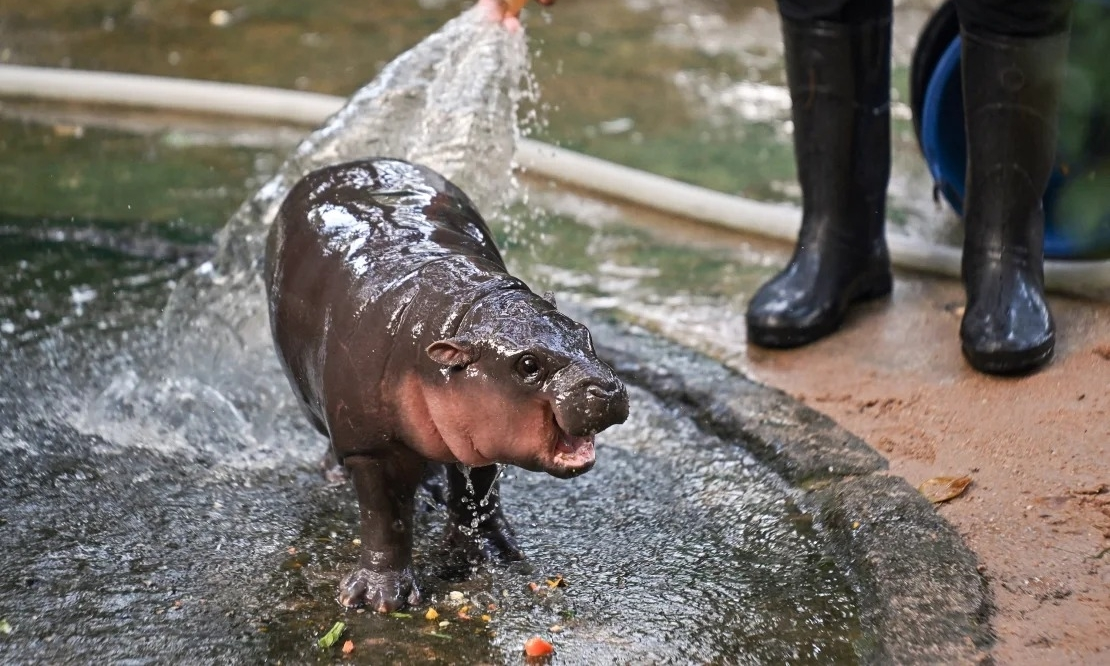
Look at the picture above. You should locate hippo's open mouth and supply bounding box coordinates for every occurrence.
[551,415,596,473]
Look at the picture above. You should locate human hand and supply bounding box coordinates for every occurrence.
[479,0,555,31]
[502,0,556,16]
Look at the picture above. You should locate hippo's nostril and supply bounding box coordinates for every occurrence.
[587,385,607,400]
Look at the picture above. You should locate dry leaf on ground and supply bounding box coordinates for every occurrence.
[919,475,972,503]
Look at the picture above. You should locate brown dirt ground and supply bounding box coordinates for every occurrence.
[741,272,1110,665]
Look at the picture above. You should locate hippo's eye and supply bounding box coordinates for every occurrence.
[515,354,543,381]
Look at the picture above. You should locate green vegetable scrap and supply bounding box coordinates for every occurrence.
[317,621,346,649]
[389,612,412,619]
[0,619,11,635]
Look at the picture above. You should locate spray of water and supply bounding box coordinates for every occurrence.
[75,4,542,465]
[453,462,507,535]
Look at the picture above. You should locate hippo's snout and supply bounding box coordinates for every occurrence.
[558,374,629,437]
[587,381,630,429]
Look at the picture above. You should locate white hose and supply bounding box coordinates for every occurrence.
[1,64,1107,296]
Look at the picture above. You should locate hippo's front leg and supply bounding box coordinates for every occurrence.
[338,452,424,611]
[446,464,524,563]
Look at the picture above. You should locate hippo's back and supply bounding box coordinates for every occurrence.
[269,159,503,284]
[264,159,511,424]
[265,158,511,325]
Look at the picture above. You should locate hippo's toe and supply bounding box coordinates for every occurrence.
[338,567,420,612]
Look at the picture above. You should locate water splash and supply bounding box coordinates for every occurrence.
[453,462,507,536]
[457,463,476,495]
[77,4,537,459]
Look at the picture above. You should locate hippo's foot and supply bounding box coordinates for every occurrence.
[446,511,525,564]
[338,566,421,612]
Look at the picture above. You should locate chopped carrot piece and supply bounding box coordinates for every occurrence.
[524,636,554,657]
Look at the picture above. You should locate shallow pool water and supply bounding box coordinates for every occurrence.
[2,338,862,664]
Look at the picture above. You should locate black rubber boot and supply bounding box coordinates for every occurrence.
[958,29,1069,375]
[745,16,893,348]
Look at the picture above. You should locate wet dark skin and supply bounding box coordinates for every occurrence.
[265,158,628,611]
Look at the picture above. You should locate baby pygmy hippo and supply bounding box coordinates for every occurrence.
[264,158,629,611]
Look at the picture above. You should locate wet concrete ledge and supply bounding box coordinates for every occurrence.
[585,312,994,665]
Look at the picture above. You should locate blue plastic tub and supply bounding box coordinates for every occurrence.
[918,26,1110,259]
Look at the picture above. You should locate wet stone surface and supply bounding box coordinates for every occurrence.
[1,329,864,663]
[589,315,888,485]
[0,417,316,664]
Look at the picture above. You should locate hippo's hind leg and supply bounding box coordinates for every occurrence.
[445,464,524,563]
[338,451,425,612]
[419,463,450,509]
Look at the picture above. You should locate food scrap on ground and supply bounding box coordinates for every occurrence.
[0,619,11,635]
[341,640,355,655]
[527,575,568,596]
[425,608,439,621]
[524,636,555,658]
[317,621,346,649]
[919,475,973,503]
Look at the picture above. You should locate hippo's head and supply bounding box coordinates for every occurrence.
[422,292,628,478]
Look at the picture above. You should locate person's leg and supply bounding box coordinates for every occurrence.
[955,0,1073,374]
[746,0,894,348]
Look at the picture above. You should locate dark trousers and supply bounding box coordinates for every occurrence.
[778,0,1073,36]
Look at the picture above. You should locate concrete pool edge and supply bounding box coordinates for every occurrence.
[584,312,994,664]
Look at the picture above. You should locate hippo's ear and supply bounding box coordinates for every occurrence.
[426,338,478,368]
[542,291,558,309]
